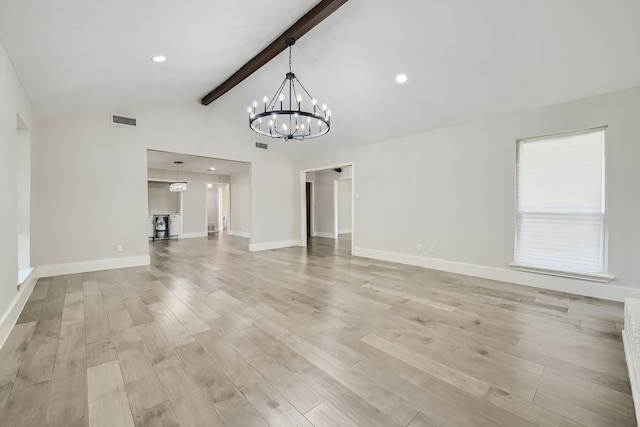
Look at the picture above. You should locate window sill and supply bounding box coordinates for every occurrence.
[18,267,34,285]
[510,263,614,283]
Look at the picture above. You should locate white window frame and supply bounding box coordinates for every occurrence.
[511,127,613,282]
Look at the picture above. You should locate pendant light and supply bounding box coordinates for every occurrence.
[169,161,187,192]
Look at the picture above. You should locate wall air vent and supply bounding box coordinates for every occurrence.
[255,142,268,150]
[112,114,137,127]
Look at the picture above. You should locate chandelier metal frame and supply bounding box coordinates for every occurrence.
[248,38,330,141]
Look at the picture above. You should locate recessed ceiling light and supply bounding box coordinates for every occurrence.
[208,167,216,171]
[151,55,166,63]
[396,74,408,84]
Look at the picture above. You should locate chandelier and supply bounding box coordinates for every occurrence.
[169,161,187,192]
[248,38,330,141]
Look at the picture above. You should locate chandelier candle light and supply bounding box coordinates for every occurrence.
[169,161,187,192]
[248,38,330,141]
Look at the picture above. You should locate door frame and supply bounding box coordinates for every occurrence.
[299,162,355,254]
[306,180,315,238]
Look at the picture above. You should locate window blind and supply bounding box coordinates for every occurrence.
[515,129,606,275]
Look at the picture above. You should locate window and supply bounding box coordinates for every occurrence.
[514,128,606,277]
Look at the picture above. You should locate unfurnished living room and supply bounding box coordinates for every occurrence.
[1,1,640,426]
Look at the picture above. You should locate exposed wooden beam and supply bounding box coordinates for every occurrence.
[201,0,348,106]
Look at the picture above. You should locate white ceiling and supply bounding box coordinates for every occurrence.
[147,150,249,176]
[1,0,640,148]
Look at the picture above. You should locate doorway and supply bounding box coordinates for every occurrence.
[206,182,229,235]
[301,163,354,254]
[146,149,250,243]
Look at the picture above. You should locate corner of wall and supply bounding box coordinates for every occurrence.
[228,230,251,239]
[0,268,39,350]
[249,240,302,252]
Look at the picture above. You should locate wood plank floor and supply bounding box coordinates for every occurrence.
[0,234,635,426]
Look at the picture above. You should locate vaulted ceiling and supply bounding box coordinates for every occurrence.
[1,0,640,148]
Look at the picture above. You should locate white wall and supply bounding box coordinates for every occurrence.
[182,184,204,236]
[147,181,180,214]
[230,170,251,237]
[295,86,640,301]
[0,40,40,345]
[220,184,230,231]
[221,184,229,214]
[16,126,31,269]
[37,100,299,272]
[337,179,352,234]
[206,185,219,229]
[313,169,338,237]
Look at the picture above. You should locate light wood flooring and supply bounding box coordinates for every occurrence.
[0,234,635,426]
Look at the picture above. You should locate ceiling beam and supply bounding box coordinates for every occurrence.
[201,0,348,106]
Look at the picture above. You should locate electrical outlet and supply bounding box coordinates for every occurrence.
[116,245,123,253]
[417,244,422,252]
[428,244,435,253]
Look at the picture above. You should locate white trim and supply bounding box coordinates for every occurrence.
[333,179,339,238]
[0,268,39,350]
[204,181,209,235]
[300,173,306,246]
[228,230,251,238]
[179,192,184,236]
[510,263,614,283]
[181,232,207,239]
[517,125,609,144]
[39,255,150,278]
[249,240,302,252]
[352,246,640,302]
[312,232,335,239]
[18,267,34,285]
[338,228,353,235]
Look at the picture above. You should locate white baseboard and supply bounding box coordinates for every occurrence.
[352,246,640,302]
[0,268,39,350]
[338,228,352,235]
[39,255,150,278]
[249,240,302,252]
[229,230,251,238]
[181,232,207,239]
[312,232,336,239]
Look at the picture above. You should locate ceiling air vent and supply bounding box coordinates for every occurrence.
[255,142,268,150]
[112,114,137,127]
